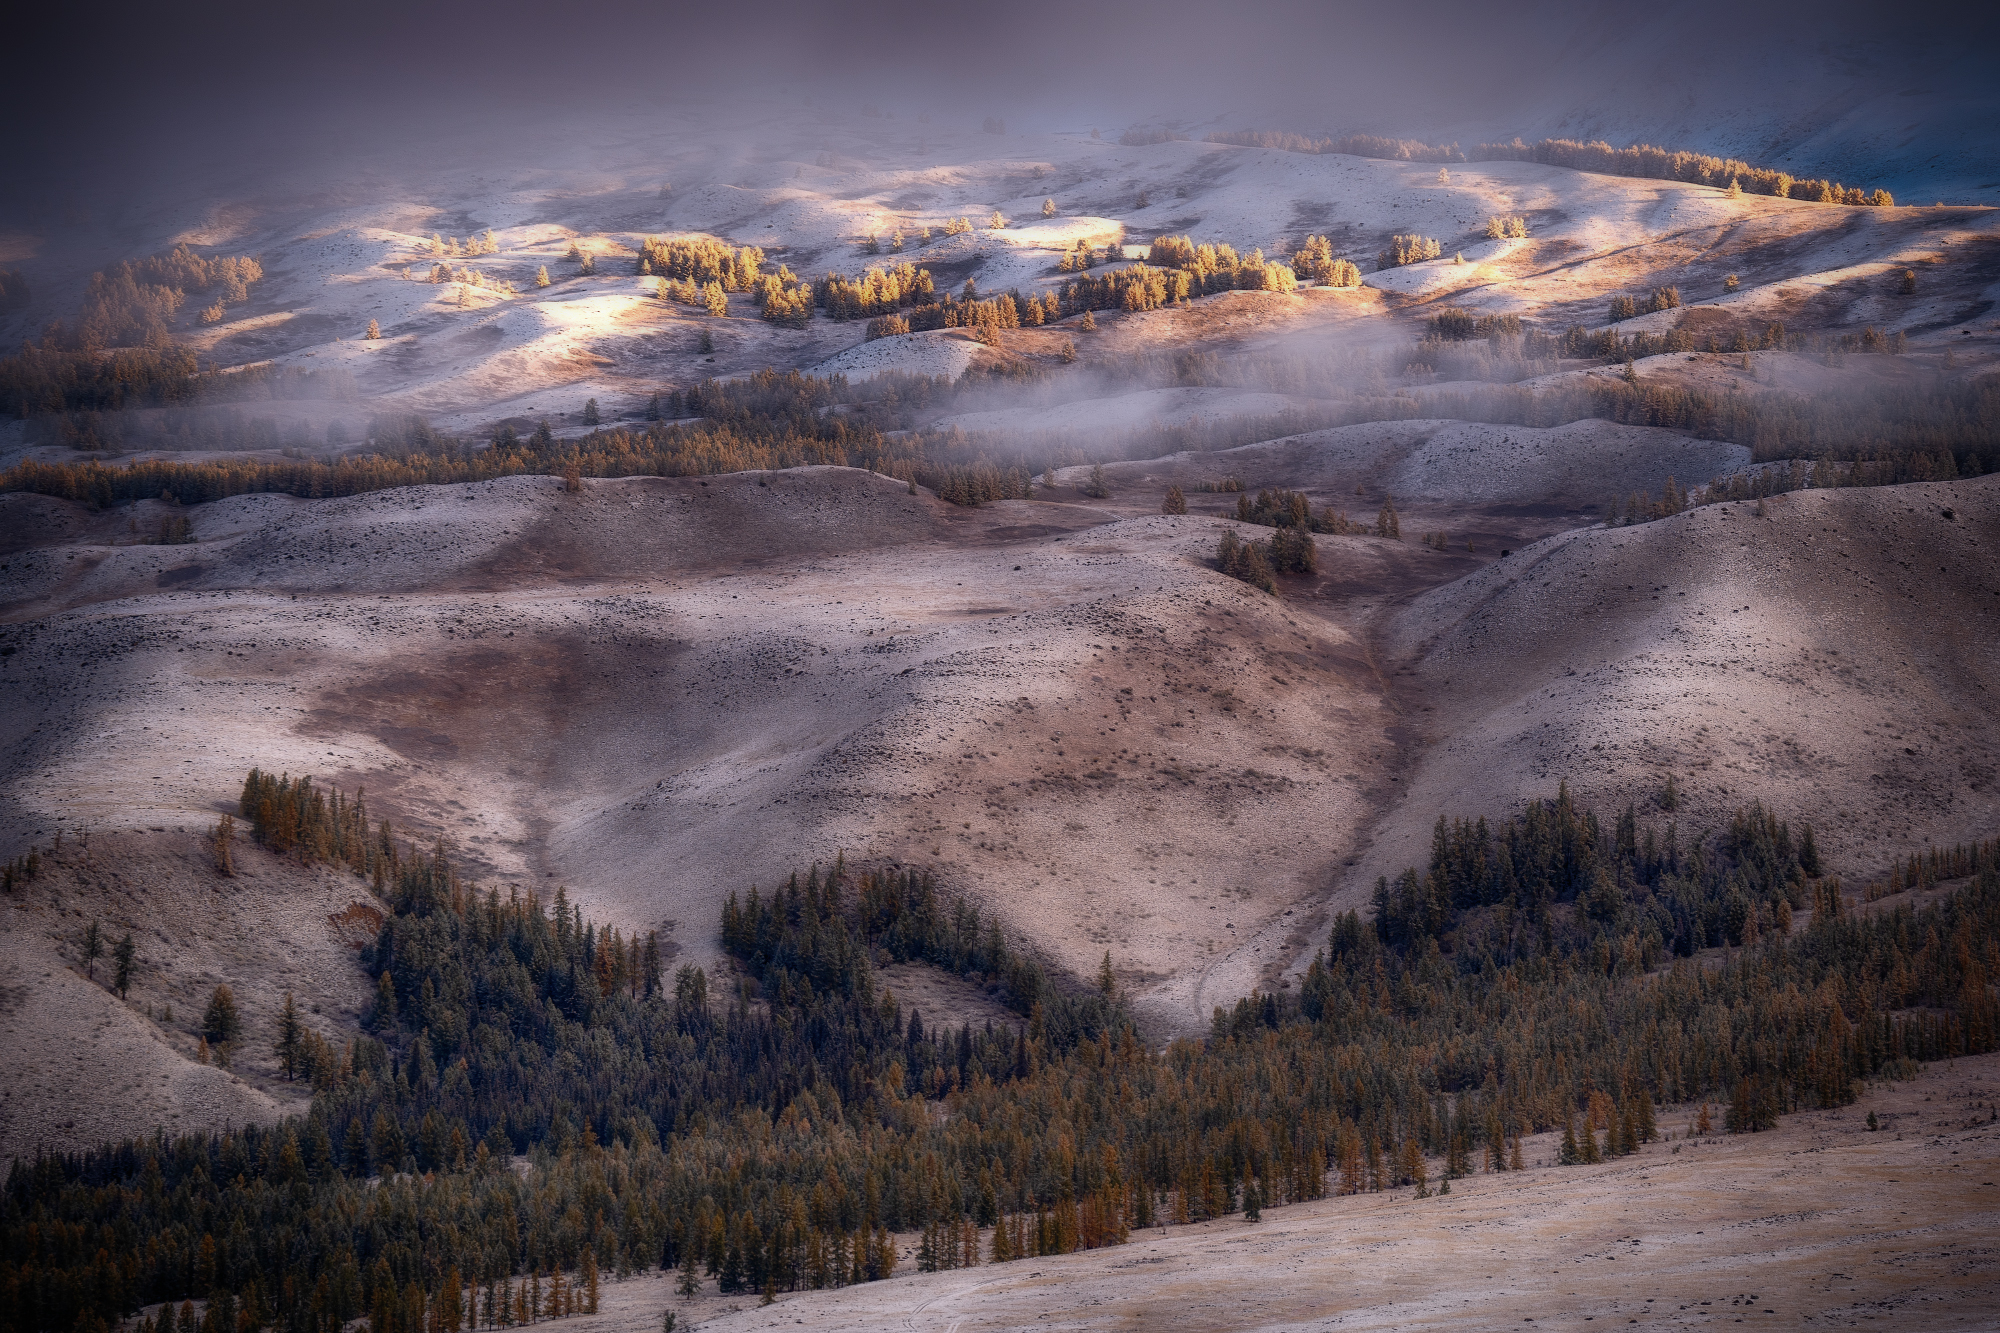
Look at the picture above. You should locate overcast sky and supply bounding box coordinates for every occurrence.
[11,0,1997,197]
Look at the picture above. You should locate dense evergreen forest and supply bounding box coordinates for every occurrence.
[4,770,1997,1333]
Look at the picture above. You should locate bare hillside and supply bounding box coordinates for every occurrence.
[6,465,1998,1044]
[0,832,375,1162]
[1341,475,2000,913]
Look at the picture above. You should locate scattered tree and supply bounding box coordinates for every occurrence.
[275,992,304,1081]
[1378,235,1442,267]
[212,813,235,875]
[113,933,135,998]
[81,920,103,979]
[203,984,241,1052]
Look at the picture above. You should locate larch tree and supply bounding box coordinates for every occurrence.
[203,984,240,1049]
[275,991,304,1080]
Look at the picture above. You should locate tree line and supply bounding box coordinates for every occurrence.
[1204,129,1894,205]
[5,347,1992,520]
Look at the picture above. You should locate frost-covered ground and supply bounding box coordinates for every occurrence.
[6,103,1995,453]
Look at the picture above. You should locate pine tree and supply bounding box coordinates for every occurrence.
[989,210,1006,229]
[1079,309,1096,331]
[113,933,134,998]
[275,991,304,1080]
[342,1117,369,1176]
[536,266,550,289]
[1042,198,1057,218]
[371,1109,404,1174]
[582,399,600,427]
[1162,485,1187,515]
[365,319,381,340]
[82,920,103,979]
[676,1246,699,1297]
[1559,1120,1580,1165]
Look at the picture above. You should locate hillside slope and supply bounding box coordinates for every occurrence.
[0,832,374,1162]
[1339,475,2000,913]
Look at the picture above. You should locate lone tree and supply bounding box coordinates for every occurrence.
[582,398,600,426]
[81,920,103,979]
[203,984,241,1051]
[365,319,380,340]
[1084,464,1110,498]
[212,813,235,875]
[275,991,304,1080]
[1162,485,1187,515]
[113,933,135,998]
[1042,198,1057,217]
[535,265,550,288]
